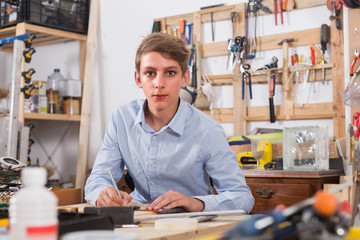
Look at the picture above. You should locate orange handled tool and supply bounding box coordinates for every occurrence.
[350,48,360,77]
[179,19,186,42]
[282,0,296,11]
[269,70,276,123]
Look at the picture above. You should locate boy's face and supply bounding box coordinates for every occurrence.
[135,52,190,113]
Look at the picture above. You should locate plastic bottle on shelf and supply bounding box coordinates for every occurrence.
[46,68,65,114]
[9,167,58,240]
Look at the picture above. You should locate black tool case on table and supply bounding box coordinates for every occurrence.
[0,0,89,34]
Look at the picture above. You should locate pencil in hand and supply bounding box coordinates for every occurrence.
[108,170,122,199]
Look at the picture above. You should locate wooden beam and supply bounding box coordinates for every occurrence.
[331,9,345,139]
[233,3,246,136]
[76,0,99,190]
[202,28,324,58]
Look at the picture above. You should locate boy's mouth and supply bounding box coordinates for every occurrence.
[154,94,167,100]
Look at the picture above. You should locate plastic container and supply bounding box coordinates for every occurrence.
[0,0,89,34]
[9,167,58,240]
[47,69,65,114]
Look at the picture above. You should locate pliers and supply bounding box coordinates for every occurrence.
[240,63,252,100]
[282,0,296,11]
[350,48,360,77]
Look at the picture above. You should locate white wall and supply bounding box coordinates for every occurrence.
[0,1,350,181]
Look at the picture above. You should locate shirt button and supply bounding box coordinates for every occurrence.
[150,160,154,164]
[152,136,157,140]
[151,181,155,185]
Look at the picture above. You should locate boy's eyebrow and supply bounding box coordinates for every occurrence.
[142,65,180,71]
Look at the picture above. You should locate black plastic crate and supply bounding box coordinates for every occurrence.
[0,0,89,34]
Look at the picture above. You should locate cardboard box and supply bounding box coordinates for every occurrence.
[51,188,81,206]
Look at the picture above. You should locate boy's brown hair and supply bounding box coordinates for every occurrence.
[135,33,190,76]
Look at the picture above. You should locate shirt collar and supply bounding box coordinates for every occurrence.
[134,98,187,135]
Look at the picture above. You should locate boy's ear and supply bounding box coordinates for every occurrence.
[181,69,190,88]
[134,71,142,88]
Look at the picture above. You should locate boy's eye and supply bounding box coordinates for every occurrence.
[145,71,155,77]
[167,71,176,76]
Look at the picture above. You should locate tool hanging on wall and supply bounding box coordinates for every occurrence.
[258,57,278,123]
[230,12,238,38]
[340,0,360,8]
[22,68,36,84]
[320,24,329,84]
[23,48,36,63]
[350,48,360,77]
[234,36,252,100]
[179,19,186,42]
[20,84,35,99]
[282,0,296,11]
[180,44,197,104]
[24,33,36,48]
[152,21,161,33]
[327,0,342,43]
[273,0,283,25]
[200,4,224,42]
[246,0,271,59]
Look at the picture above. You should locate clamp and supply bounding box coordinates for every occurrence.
[350,48,360,77]
[240,63,252,100]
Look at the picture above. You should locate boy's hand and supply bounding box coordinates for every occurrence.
[146,190,204,212]
[96,186,132,206]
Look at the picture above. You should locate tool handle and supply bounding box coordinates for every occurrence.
[279,0,283,24]
[354,112,360,138]
[282,0,287,11]
[310,47,315,65]
[269,97,275,123]
[242,74,245,100]
[248,74,252,100]
[350,55,357,77]
[321,24,329,52]
[274,0,277,25]
[179,19,186,41]
[270,71,276,97]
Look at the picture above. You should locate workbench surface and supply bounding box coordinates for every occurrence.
[65,204,249,240]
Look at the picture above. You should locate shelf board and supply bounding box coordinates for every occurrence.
[0,23,87,51]
[24,113,81,122]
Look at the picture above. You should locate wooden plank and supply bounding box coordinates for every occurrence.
[24,113,81,121]
[233,4,246,135]
[154,13,193,27]
[25,23,87,41]
[76,0,99,190]
[201,41,227,58]
[331,10,345,139]
[258,28,324,52]
[202,28,323,58]
[203,108,233,123]
[259,0,326,16]
[16,23,26,126]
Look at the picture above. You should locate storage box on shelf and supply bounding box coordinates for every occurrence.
[0,0,89,34]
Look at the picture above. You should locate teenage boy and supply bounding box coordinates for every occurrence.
[85,32,254,213]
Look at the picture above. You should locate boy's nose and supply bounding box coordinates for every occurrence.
[154,75,165,88]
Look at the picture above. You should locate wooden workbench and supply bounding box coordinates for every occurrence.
[66,204,249,240]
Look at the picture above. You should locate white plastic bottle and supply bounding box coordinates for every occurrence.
[46,68,65,113]
[9,167,58,240]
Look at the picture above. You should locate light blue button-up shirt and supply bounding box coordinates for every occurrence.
[84,98,254,213]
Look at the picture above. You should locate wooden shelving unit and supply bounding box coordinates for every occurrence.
[154,0,345,140]
[0,0,99,192]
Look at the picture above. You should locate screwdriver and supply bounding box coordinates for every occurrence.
[321,24,329,84]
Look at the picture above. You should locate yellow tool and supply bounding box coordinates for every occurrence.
[238,141,272,170]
